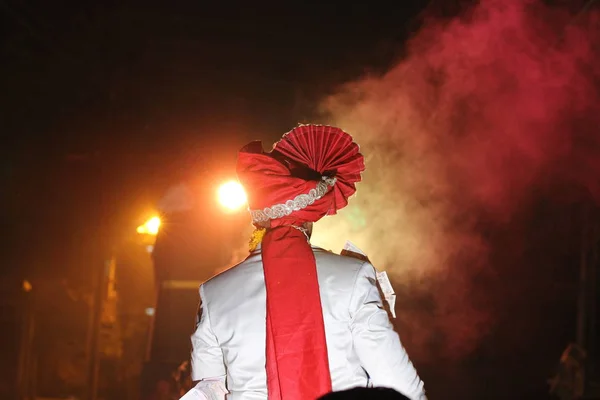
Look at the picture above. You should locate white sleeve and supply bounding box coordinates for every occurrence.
[179,379,228,400]
[190,284,226,382]
[349,263,427,400]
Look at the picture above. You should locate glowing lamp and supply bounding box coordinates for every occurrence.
[217,180,247,212]
[137,216,161,235]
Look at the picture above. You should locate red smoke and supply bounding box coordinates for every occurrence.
[414,0,600,213]
[317,0,600,363]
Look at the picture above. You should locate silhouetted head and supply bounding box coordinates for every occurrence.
[318,387,411,400]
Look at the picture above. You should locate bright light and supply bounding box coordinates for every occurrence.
[137,216,161,235]
[217,180,247,211]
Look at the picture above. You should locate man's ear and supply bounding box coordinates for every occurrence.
[303,222,314,238]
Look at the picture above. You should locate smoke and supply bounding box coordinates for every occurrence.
[157,184,196,213]
[312,0,600,361]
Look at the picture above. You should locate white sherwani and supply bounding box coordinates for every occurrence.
[190,245,426,400]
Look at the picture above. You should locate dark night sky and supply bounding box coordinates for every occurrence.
[0,0,428,279]
[1,1,597,399]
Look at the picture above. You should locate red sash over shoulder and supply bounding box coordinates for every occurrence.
[237,125,364,399]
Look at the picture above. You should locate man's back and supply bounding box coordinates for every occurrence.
[191,246,426,400]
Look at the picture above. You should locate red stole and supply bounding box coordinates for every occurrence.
[262,227,332,400]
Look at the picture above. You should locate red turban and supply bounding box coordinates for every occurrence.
[237,124,364,227]
[236,125,365,400]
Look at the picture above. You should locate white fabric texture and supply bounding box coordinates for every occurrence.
[179,379,228,400]
[190,246,426,400]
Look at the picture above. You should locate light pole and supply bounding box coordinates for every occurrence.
[85,216,161,400]
[134,217,161,364]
